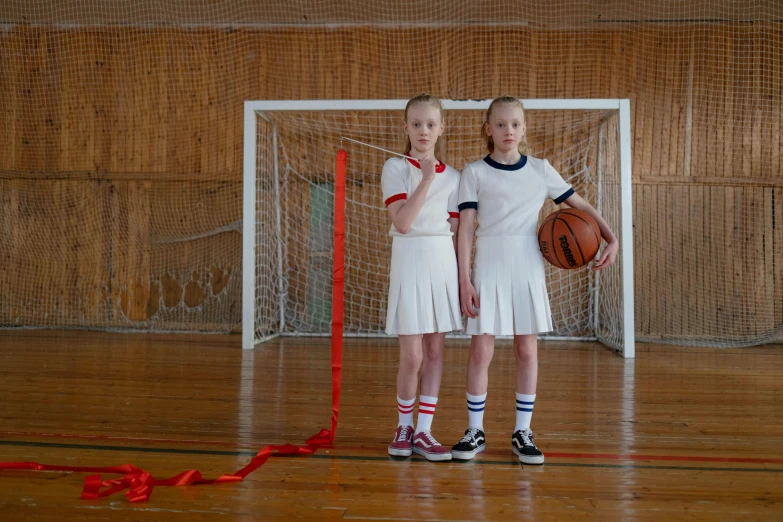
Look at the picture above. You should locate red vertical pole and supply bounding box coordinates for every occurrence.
[329,149,347,442]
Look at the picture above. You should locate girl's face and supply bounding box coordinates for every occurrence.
[485,103,526,155]
[405,103,444,156]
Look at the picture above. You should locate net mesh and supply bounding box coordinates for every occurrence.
[1,1,781,347]
[255,109,626,349]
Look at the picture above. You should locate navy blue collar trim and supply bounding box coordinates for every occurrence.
[483,154,527,171]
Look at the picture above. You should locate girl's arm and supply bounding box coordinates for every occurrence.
[449,217,459,250]
[458,209,479,317]
[562,193,619,270]
[386,157,438,234]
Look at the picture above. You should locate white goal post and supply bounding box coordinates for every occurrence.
[243,99,635,358]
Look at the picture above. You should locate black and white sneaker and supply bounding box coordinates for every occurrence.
[512,429,545,464]
[451,428,486,460]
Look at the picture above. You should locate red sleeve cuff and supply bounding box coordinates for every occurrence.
[384,193,407,206]
[448,212,460,219]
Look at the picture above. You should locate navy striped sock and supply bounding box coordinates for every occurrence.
[515,393,536,432]
[466,392,487,429]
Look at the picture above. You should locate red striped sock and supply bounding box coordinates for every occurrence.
[397,396,415,427]
[415,395,438,434]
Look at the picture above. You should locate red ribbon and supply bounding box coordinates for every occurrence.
[0,151,349,503]
[0,442,322,502]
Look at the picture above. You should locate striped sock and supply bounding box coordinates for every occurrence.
[467,392,487,429]
[515,393,536,432]
[415,395,438,434]
[398,396,415,427]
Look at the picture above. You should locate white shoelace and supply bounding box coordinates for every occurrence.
[396,426,411,442]
[419,431,440,445]
[459,428,481,444]
[518,430,534,447]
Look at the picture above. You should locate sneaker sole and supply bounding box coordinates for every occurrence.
[512,446,545,465]
[412,446,452,461]
[450,444,485,460]
[388,446,412,457]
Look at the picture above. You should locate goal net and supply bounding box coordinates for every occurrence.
[244,100,634,355]
[2,2,781,351]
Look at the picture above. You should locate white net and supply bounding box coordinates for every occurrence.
[253,108,627,350]
[1,1,781,347]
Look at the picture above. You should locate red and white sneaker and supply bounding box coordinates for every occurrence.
[388,425,413,457]
[412,431,452,462]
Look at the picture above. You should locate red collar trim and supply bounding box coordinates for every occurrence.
[406,157,446,173]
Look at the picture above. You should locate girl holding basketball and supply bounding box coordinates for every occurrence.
[382,94,462,462]
[450,96,618,464]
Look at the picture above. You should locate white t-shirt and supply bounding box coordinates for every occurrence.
[381,157,461,237]
[458,155,574,237]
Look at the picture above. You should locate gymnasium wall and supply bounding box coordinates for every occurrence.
[1,21,781,342]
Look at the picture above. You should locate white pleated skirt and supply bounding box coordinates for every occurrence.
[465,235,553,336]
[385,235,463,336]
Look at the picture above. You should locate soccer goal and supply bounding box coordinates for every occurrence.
[242,99,634,357]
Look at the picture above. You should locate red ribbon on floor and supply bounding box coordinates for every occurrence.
[0,150,349,502]
[0,442,322,502]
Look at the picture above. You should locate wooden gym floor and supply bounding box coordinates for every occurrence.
[0,330,781,521]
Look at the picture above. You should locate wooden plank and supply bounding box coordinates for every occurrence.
[678,185,691,337]
[666,32,683,178]
[653,185,667,338]
[107,31,125,173]
[635,184,650,336]
[682,31,695,177]
[110,181,148,324]
[738,30,753,179]
[758,187,775,334]
[136,31,151,175]
[164,30,194,177]
[0,170,243,181]
[0,30,21,170]
[707,185,723,335]
[722,28,735,180]
[775,187,783,329]
[751,33,763,184]
[40,30,63,172]
[726,186,741,338]
[635,176,783,187]
[639,37,655,179]
[630,38,649,180]
[17,27,46,172]
[153,30,169,175]
[527,27,538,99]
[691,186,709,337]
[761,22,781,180]
[650,36,665,178]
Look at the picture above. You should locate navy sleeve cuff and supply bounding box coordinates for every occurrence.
[553,188,574,205]
[458,201,478,211]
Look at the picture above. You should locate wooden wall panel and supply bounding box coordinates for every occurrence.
[0,180,111,326]
[0,23,780,340]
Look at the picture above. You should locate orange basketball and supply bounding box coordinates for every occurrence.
[538,209,601,269]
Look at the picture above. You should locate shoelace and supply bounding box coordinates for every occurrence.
[519,430,534,447]
[459,428,481,444]
[420,431,439,445]
[396,426,411,442]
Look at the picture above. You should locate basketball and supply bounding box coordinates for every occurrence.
[538,208,601,269]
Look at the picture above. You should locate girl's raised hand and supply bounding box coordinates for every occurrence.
[419,157,438,181]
